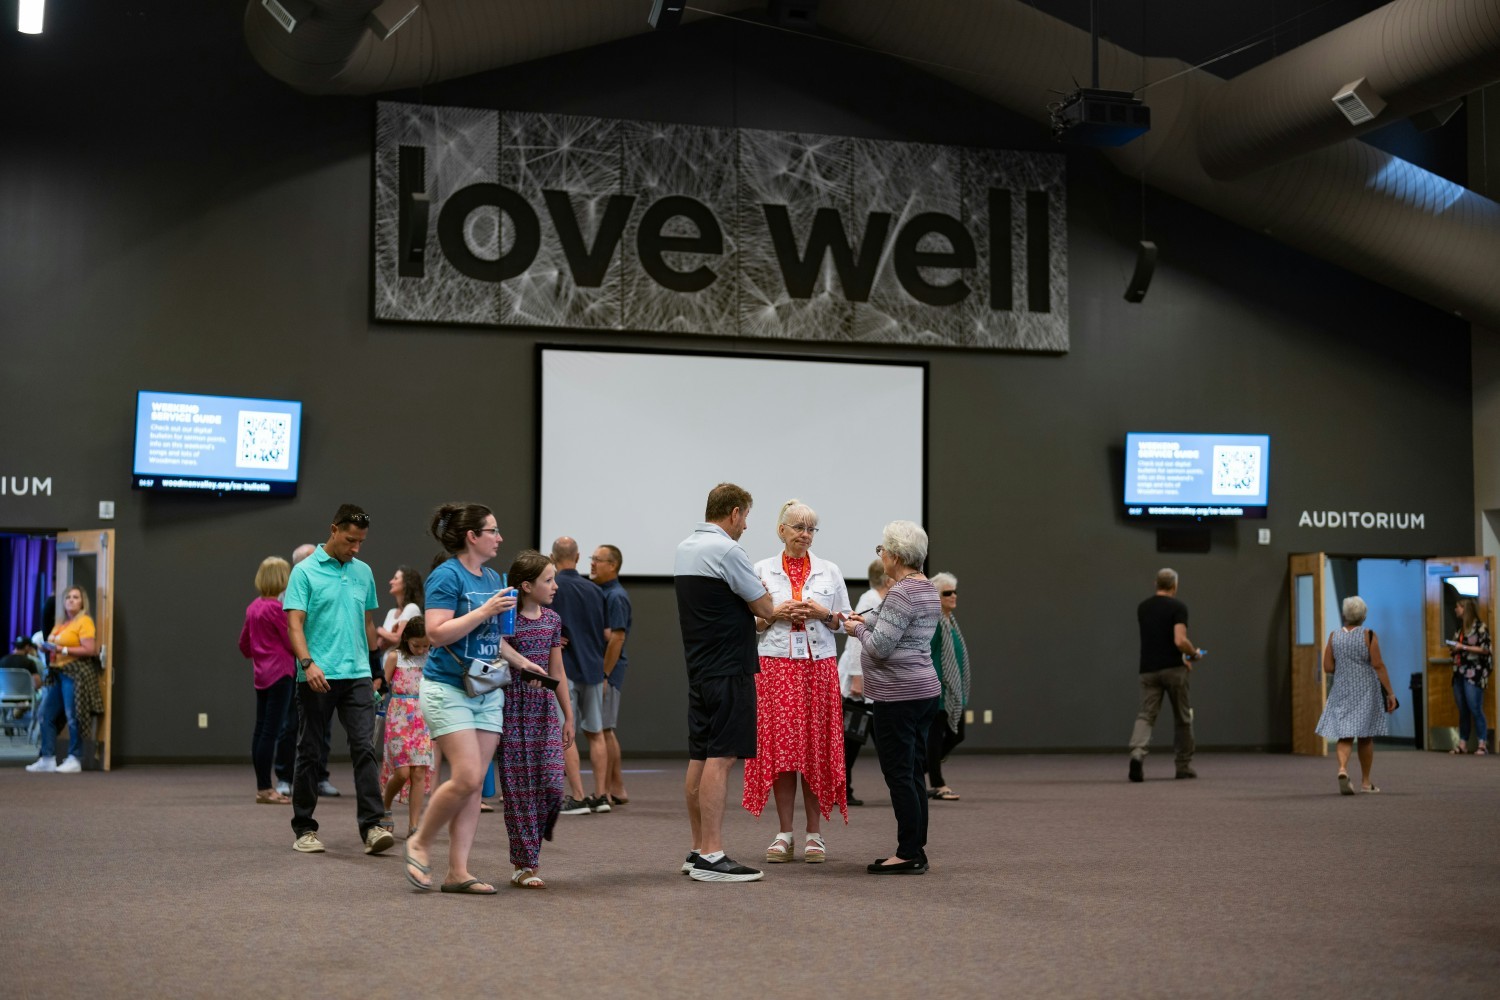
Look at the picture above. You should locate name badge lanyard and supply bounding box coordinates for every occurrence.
[783,553,814,662]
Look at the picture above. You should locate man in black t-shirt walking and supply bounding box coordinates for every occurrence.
[1128,568,1203,782]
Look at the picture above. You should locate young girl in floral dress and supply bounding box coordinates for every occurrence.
[381,616,433,839]
[498,551,576,889]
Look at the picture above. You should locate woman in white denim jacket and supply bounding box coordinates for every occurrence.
[742,500,852,865]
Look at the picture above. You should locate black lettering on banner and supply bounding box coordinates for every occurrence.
[1026,189,1051,313]
[763,205,892,303]
[543,190,637,288]
[397,145,429,278]
[989,187,1012,311]
[636,196,724,293]
[892,212,975,307]
[436,183,541,282]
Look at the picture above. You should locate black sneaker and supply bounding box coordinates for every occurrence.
[560,796,591,815]
[847,794,864,807]
[1128,758,1144,783]
[587,794,612,813]
[1175,766,1197,779]
[690,854,764,882]
[680,850,700,874]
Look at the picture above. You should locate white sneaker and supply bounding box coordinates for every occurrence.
[25,757,57,773]
[56,756,82,773]
[293,832,326,853]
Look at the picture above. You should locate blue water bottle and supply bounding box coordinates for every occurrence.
[498,572,517,637]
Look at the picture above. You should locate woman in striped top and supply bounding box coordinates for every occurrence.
[843,520,942,874]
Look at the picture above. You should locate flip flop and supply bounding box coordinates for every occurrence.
[403,847,433,891]
[1361,785,1382,793]
[1337,772,1354,796]
[440,878,497,895]
[933,788,960,801]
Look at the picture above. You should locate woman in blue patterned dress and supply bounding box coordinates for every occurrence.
[498,550,575,889]
[1315,596,1398,794]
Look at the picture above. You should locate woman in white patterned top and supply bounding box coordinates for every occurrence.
[1314,596,1398,794]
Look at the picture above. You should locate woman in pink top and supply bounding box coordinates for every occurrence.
[239,556,296,804]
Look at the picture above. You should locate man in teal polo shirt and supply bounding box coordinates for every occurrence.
[284,504,393,856]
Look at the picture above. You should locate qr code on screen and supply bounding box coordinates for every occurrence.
[1211,445,1261,496]
[236,410,291,470]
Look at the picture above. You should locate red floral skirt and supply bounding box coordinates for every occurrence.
[742,655,847,822]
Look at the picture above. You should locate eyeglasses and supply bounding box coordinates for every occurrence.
[475,527,502,537]
[942,590,957,597]
[784,523,819,534]
[589,555,618,564]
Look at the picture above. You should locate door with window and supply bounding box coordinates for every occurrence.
[54,530,115,770]
[1424,557,1496,751]
[1289,553,1328,755]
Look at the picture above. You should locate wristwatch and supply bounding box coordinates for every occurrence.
[298,658,314,670]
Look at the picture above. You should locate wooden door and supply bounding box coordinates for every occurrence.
[1289,553,1328,755]
[55,530,115,770]
[1424,556,1496,751]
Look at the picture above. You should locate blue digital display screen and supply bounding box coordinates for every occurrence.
[132,390,302,496]
[1124,432,1269,518]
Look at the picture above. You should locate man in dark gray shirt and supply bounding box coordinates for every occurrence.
[1129,567,1203,783]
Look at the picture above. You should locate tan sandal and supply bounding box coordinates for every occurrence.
[1450,742,1467,755]
[510,867,546,889]
[765,833,794,863]
[256,789,291,805]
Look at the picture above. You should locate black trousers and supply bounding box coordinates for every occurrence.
[872,696,939,862]
[252,676,294,790]
[290,678,383,838]
[926,709,966,788]
[842,697,872,794]
[275,683,330,784]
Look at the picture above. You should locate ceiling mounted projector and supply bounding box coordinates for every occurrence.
[1050,88,1151,147]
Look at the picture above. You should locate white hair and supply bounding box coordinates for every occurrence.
[929,572,957,592]
[881,520,928,569]
[1341,596,1368,626]
[777,499,818,530]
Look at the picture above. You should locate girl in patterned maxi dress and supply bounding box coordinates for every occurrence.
[498,550,576,889]
[382,617,434,838]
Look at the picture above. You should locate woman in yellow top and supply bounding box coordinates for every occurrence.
[26,587,98,773]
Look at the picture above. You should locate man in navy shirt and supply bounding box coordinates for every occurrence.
[592,544,632,805]
[551,536,613,814]
[674,483,774,883]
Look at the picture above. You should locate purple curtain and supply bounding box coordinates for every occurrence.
[3,535,55,643]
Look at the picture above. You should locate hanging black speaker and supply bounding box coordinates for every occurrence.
[1123,240,1157,303]
[648,0,684,29]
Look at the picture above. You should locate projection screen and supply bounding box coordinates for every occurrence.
[538,347,926,578]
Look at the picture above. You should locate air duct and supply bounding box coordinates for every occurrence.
[243,0,1500,328]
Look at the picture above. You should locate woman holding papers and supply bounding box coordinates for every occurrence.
[745,499,851,865]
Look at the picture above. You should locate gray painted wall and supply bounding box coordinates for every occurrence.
[0,12,1474,761]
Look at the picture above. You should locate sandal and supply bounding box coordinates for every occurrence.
[403,846,433,891]
[510,867,546,889]
[932,787,961,801]
[1476,744,1489,756]
[378,811,395,832]
[765,832,794,863]
[1450,743,1467,755]
[804,833,827,864]
[1361,784,1382,793]
[1337,772,1354,796]
[405,826,419,840]
[440,878,497,894]
[255,789,291,805]
[479,801,495,813]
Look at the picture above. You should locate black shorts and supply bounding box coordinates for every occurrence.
[687,674,758,761]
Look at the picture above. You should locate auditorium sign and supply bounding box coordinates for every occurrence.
[373,102,1067,352]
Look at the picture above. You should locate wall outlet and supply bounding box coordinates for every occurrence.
[99,500,115,519]
[198,713,208,728]
[964,709,974,724]
[983,709,993,723]
[1257,528,1271,545]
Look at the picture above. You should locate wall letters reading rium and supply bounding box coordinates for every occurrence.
[373,103,1067,351]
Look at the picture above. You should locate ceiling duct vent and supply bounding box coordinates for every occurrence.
[1332,78,1386,126]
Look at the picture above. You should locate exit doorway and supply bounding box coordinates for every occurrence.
[1289,553,1496,754]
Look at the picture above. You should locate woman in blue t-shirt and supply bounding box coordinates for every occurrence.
[402,502,518,895]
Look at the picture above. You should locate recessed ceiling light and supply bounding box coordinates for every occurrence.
[18,0,45,35]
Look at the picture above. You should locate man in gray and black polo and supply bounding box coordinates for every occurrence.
[674,482,774,883]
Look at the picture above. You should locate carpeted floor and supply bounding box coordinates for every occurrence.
[4,751,1497,999]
